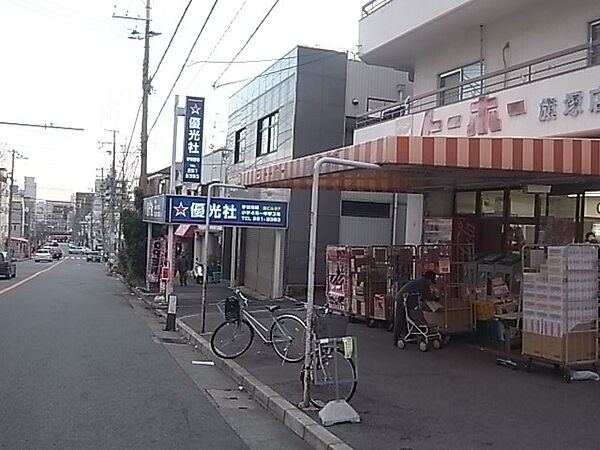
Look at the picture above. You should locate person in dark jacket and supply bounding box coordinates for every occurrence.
[175,252,188,286]
[393,271,438,346]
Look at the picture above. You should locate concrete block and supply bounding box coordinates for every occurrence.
[328,443,354,450]
[304,424,344,450]
[252,382,278,409]
[268,395,296,423]
[282,407,313,438]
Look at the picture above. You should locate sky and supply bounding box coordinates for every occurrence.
[0,0,364,202]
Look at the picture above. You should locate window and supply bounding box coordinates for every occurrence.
[256,111,279,156]
[234,128,247,163]
[455,191,477,215]
[341,201,390,218]
[481,190,504,216]
[590,19,600,65]
[439,62,484,106]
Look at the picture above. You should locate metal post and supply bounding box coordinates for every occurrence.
[201,182,246,334]
[165,95,179,332]
[301,157,380,409]
[229,227,238,289]
[200,185,213,334]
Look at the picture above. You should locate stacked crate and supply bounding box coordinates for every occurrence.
[522,245,598,363]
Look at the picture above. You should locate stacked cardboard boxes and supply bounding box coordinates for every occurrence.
[522,245,598,363]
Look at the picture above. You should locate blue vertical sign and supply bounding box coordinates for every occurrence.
[182,96,204,182]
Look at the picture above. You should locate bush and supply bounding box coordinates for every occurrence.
[119,208,147,283]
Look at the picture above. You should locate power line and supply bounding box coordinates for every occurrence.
[0,121,84,131]
[149,0,221,134]
[189,55,298,66]
[151,0,195,82]
[214,51,343,89]
[184,0,249,90]
[212,0,282,88]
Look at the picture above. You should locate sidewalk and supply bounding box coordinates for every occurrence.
[145,282,600,449]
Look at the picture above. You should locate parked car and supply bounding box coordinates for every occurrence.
[86,251,101,262]
[81,246,92,255]
[34,248,53,263]
[0,251,16,279]
[68,246,82,255]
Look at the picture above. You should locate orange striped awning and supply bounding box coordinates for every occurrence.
[240,136,600,192]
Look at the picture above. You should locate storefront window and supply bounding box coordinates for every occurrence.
[506,223,536,252]
[481,190,504,216]
[509,191,535,218]
[547,195,576,218]
[455,191,476,215]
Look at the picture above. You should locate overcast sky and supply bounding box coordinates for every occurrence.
[0,0,363,202]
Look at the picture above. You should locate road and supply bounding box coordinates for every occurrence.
[0,256,308,450]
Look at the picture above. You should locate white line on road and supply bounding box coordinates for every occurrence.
[0,259,64,296]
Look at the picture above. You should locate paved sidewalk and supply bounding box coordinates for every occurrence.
[146,282,600,449]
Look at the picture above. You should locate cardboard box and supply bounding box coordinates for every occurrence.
[524,323,597,363]
[424,307,473,333]
[522,332,543,357]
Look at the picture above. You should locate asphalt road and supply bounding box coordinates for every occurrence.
[0,257,308,450]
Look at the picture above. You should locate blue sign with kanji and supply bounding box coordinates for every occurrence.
[182,96,204,182]
[143,195,288,229]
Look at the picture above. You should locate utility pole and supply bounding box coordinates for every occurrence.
[112,0,154,195]
[5,149,26,255]
[140,0,151,194]
[6,150,15,253]
[109,130,117,258]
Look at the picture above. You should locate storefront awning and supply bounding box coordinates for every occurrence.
[240,136,600,193]
[174,224,223,238]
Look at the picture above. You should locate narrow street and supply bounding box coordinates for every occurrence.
[0,257,308,450]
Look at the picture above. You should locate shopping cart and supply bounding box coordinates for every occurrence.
[396,292,443,352]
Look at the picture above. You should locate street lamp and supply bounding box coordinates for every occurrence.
[301,157,380,409]
[200,182,246,333]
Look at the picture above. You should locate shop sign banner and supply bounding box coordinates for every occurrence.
[146,237,166,284]
[182,96,204,182]
[143,195,166,224]
[167,195,288,228]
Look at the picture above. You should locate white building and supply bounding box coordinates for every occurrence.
[352,0,600,244]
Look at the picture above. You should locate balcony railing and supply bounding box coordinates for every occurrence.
[361,0,393,18]
[357,42,600,129]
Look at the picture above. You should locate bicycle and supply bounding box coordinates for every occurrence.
[211,289,306,363]
[301,306,358,408]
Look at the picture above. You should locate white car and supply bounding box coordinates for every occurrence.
[34,248,53,263]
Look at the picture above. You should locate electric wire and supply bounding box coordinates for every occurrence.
[149,0,221,135]
[151,0,195,82]
[184,0,248,90]
[212,0,282,88]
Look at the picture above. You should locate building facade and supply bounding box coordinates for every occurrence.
[225,46,409,297]
[357,0,600,245]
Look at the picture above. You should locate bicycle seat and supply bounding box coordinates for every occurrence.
[265,305,281,313]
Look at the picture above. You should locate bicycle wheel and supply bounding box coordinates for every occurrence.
[270,314,306,363]
[308,350,357,408]
[211,320,254,359]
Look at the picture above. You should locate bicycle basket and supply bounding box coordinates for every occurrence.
[224,296,241,322]
[315,313,348,338]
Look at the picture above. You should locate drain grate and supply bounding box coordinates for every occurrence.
[152,335,188,345]
[206,389,255,410]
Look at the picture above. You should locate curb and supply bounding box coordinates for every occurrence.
[125,282,354,450]
[175,319,353,450]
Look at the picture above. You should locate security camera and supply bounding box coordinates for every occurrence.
[351,98,359,106]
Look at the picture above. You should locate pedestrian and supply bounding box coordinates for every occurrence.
[392,271,439,347]
[585,231,598,244]
[175,251,188,286]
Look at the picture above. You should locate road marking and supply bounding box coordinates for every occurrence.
[0,259,64,296]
